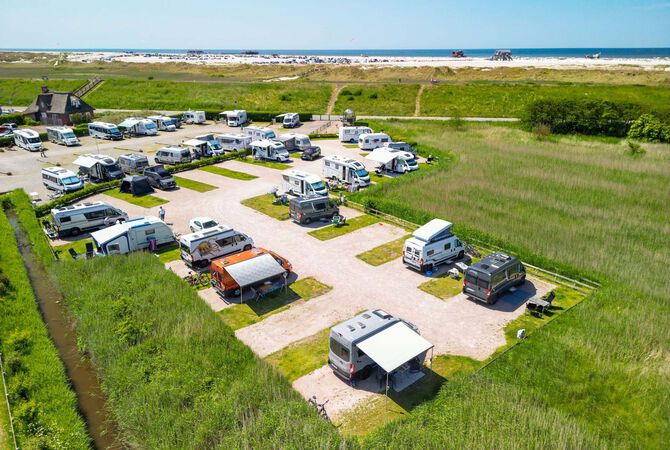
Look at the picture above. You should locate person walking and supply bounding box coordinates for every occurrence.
[39,147,46,158]
[158,206,165,221]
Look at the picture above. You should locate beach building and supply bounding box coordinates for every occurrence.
[22,87,95,126]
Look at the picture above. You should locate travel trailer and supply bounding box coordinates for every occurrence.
[91,216,175,255]
[194,134,224,155]
[250,140,290,162]
[179,225,254,268]
[88,122,123,140]
[220,110,247,127]
[281,169,328,197]
[210,247,292,297]
[118,153,150,174]
[243,126,276,141]
[339,126,372,143]
[358,132,391,150]
[182,110,206,124]
[41,167,83,193]
[148,115,177,131]
[142,165,176,190]
[154,146,193,165]
[289,196,339,225]
[216,134,252,152]
[118,118,158,137]
[13,129,43,151]
[277,133,314,151]
[281,113,300,128]
[322,155,371,187]
[463,253,526,305]
[403,219,465,273]
[51,201,128,237]
[366,148,418,174]
[73,154,124,182]
[46,126,79,146]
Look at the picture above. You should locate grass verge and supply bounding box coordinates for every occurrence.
[172,175,217,192]
[154,244,181,264]
[103,189,168,208]
[418,276,462,300]
[356,235,410,266]
[265,328,331,384]
[241,194,290,220]
[198,165,258,180]
[239,157,292,170]
[308,214,380,241]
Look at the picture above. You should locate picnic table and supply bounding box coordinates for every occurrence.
[526,292,556,315]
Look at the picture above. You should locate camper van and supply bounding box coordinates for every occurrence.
[182,110,206,124]
[281,169,328,197]
[154,146,193,165]
[339,126,372,143]
[403,219,465,273]
[216,134,252,152]
[91,216,175,255]
[179,225,254,268]
[210,247,292,297]
[250,140,290,162]
[142,165,176,190]
[281,113,300,128]
[148,115,177,132]
[73,154,125,182]
[46,127,79,146]
[118,118,158,137]
[358,132,391,150]
[88,122,123,140]
[41,167,83,193]
[194,134,224,155]
[13,129,43,151]
[322,155,371,187]
[289,196,339,224]
[220,110,247,127]
[243,126,276,141]
[463,253,526,305]
[118,153,150,174]
[277,133,313,152]
[366,148,418,174]
[384,141,416,156]
[51,201,128,237]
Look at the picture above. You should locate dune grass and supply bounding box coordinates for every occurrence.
[172,175,217,192]
[333,84,420,116]
[198,165,258,180]
[241,194,290,220]
[308,214,380,241]
[0,79,85,105]
[356,235,410,266]
[103,189,168,208]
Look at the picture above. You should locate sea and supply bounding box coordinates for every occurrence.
[3,48,670,59]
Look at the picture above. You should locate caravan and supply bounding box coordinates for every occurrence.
[250,140,290,162]
[51,201,128,237]
[13,129,43,151]
[91,216,175,255]
[216,134,252,152]
[41,167,83,193]
[46,127,79,146]
[243,126,276,141]
[366,147,418,174]
[148,115,177,132]
[281,169,328,197]
[118,153,150,174]
[339,126,372,143]
[403,219,464,273]
[182,110,206,124]
[88,122,123,140]
[358,132,391,150]
[179,225,254,268]
[281,113,300,128]
[73,154,124,182]
[322,155,371,187]
[220,110,247,127]
[118,118,158,136]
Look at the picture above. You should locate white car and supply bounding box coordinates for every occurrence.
[189,217,219,232]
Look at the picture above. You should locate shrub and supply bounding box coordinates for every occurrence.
[340,89,352,96]
[353,89,363,96]
[69,112,90,125]
[0,112,25,125]
[532,123,552,140]
[626,140,646,156]
[627,114,670,143]
[369,93,378,99]
[23,117,39,126]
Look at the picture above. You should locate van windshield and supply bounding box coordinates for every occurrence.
[62,176,80,185]
[28,137,41,143]
[63,132,76,139]
[266,131,276,139]
[311,181,326,192]
[109,127,121,135]
[330,337,350,361]
[355,169,369,177]
[407,159,418,167]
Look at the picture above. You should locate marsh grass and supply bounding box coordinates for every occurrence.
[0,79,84,105]
[334,84,420,116]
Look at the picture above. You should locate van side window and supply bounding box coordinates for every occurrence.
[107,244,120,253]
[145,229,155,236]
[314,202,326,211]
[444,242,451,250]
[492,271,506,288]
[222,237,234,247]
[84,210,106,220]
[427,250,434,256]
[60,216,71,223]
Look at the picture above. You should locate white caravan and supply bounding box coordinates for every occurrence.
[358,132,391,150]
[281,169,328,197]
[216,134,252,152]
[88,122,123,140]
[366,147,418,174]
[322,155,371,187]
[51,201,128,237]
[91,216,175,255]
[73,154,125,182]
[402,219,465,272]
[41,167,83,193]
[250,139,290,162]
[46,126,79,146]
[339,126,372,143]
[148,115,177,131]
[282,113,300,128]
[13,129,43,151]
[182,110,206,124]
[220,110,247,127]
[277,133,313,151]
[243,126,276,141]
[118,118,158,136]
[179,225,254,268]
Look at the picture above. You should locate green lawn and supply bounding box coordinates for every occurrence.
[104,189,168,208]
[198,165,258,180]
[239,156,292,170]
[333,84,420,116]
[265,327,331,383]
[173,175,217,192]
[356,235,410,266]
[155,245,181,264]
[308,215,380,240]
[53,238,92,257]
[241,194,290,220]
[219,277,331,330]
[418,276,463,300]
[0,79,85,105]
[343,144,359,149]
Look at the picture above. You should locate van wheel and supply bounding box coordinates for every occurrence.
[70,227,81,236]
[350,138,356,143]
[458,251,464,259]
[198,259,209,269]
[243,245,252,251]
[304,217,311,225]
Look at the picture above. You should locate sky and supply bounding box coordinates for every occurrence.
[1,0,669,49]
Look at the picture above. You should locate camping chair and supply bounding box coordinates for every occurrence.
[331,215,346,227]
[85,242,95,259]
[68,248,80,260]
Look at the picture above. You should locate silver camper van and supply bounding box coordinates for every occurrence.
[216,134,252,152]
[281,113,300,128]
[91,216,175,255]
[51,201,128,237]
[154,146,192,165]
[179,225,254,268]
[46,126,79,146]
[118,153,150,174]
[403,219,464,273]
[41,167,83,193]
[243,126,276,141]
[13,129,43,151]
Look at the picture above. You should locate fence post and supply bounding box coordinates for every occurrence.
[0,352,19,450]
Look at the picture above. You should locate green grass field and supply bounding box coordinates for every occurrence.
[418,275,462,300]
[241,194,290,220]
[356,235,410,266]
[265,328,331,383]
[103,189,168,208]
[198,165,258,180]
[172,175,217,192]
[0,79,85,106]
[308,215,380,240]
[333,84,421,116]
[155,244,181,264]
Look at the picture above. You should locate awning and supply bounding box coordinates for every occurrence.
[73,155,99,169]
[118,119,140,128]
[225,253,285,288]
[365,148,397,165]
[183,139,206,147]
[357,322,433,373]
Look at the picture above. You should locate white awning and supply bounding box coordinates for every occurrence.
[118,119,140,128]
[73,155,99,169]
[357,322,433,373]
[365,148,397,165]
[183,139,205,147]
[225,253,285,288]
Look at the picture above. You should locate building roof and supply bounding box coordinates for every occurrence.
[22,91,94,116]
[356,322,433,373]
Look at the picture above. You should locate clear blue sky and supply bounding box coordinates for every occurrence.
[2,0,669,49]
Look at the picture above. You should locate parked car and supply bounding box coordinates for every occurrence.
[142,165,176,190]
[301,146,322,161]
[189,217,219,232]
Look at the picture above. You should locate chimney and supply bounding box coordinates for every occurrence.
[41,86,49,93]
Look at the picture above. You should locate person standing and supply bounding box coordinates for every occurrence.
[158,206,165,221]
[39,146,46,158]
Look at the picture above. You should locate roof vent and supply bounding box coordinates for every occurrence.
[347,325,355,332]
[362,313,371,319]
[357,322,366,329]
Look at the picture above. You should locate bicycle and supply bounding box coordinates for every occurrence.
[308,396,330,421]
[183,271,210,287]
[464,242,481,258]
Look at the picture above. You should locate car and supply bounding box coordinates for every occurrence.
[301,146,321,161]
[189,217,219,232]
[2,123,18,130]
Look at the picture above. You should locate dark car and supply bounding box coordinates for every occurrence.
[463,252,525,304]
[143,165,177,190]
[301,146,321,161]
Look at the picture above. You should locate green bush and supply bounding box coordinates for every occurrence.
[0,112,25,125]
[23,117,39,126]
[35,180,121,217]
[627,114,670,143]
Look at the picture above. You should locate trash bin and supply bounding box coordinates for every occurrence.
[149,238,157,251]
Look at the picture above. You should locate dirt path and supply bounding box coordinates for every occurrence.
[326,83,344,115]
[414,84,426,117]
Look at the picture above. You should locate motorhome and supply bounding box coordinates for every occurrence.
[194,134,224,155]
[403,219,465,273]
[91,216,175,255]
[339,126,372,143]
[322,155,371,187]
[277,133,313,151]
[41,167,83,193]
[220,110,247,127]
[154,146,193,165]
[181,139,213,158]
[118,118,158,137]
[73,154,125,182]
[13,129,43,151]
[463,253,526,305]
[182,110,206,124]
[148,115,177,131]
[51,201,128,237]
[281,169,328,197]
[289,196,339,225]
[210,247,292,297]
[281,113,300,128]
[88,122,123,140]
[383,141,416,156]
[215,134,252,152]
[118,153,150,174]
[366,148,418,174]
[142,165,176,190]
[250,139,290,162]
[46,126,79,146]
[358,132,391,150]
[243,126,276,141]
[179,225,254,268]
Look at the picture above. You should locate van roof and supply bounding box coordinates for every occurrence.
[51,200,110,215]
[89,121,117,127]
[331,309,398,343]
[468,252,519,275]
[179,224,233,243]
[46,126,73,132]
[251,139,282,147]
[324,154,364,166]
[211,247,274,269]
[282,169,320,181]
[14,129,39,138]
[412,219,453,242]
[42,167,76,176]
[120,153,148,161]
[91,216,166,246]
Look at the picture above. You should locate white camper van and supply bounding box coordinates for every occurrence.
[51,201,128,237]
[339,126,372,143]
[282,113,300,128]
[243,126,276,141]
[148,115,177,132]
[46,127,79,146]
[118,153,150,174]
[73,154,125,182]
[88,122,123,140]
[277,133,313,151]
[402,219,465,273]
[182,110,206,124]
[179,225,254,268]
[13,129,43,151]
[366,148,418,174]
[384,141,416,156]
[358,132,391,150]
[118,118,158,137]
[194,134,224,155]
[322,155,371,187]
[91,216,175,255]
[41,167,83,193]
[250,140,290,162]
[281,169,328,197]
[220,110,247,127]
[154,146,193,165]
[216,134,252,152]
